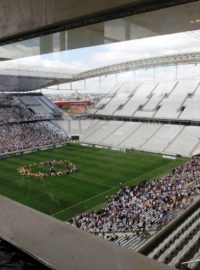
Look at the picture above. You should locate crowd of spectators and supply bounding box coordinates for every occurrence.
[0,93,69,155]
[69,156,200,234]
[0,94,53,124]
[0,105,43,123]
[0,121,68,154]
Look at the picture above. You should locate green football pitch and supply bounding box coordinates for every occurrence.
[0,144,186,220]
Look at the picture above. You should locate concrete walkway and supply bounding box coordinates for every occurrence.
[0,195,175,270]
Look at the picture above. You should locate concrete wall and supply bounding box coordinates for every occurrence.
[0,0,199,58]
[0,195,175,270]
[0,1,199,43]
[0,0,154,42]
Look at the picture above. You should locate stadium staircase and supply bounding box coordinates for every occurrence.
[139,124,162,149]
[141,199,200,270]
[51,120,69,137]
[39,96,63,118]
[94,84,123,114]
[118,122,143,147]
[132,82,159,117]
[149,81,179,118]
[112,84,140,116]
[162,126,185,153]
[98,121,125,145]
[81,120,105,141]
[190,140,200,156]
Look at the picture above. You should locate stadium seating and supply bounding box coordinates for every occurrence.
[169,231,200,268]
[0,93,68,155]
[39,95,63,117]
[119,123,161,149]
[188,247,200,270]
[77,78,200,157]
[70,154,200,260]
[94,79,200,121]
[147,206,200,269]
[81,120,107,141]
[101,122,142,148]
[0,121,69,155]
[79,120,200,157]
[19,93,62,119]
[179,82,200,121]
[154,80,200,119]
[57,119,93,136]
[136,81,178,118]
[114,82,158,117]
[166,126,200,156]
[114,234,147,251]
[0,93,63,124]
[82,121,124,145]
[141,124,184,153]
[97,82,139,116]
[64,78,200,269]
[148,208,200,259]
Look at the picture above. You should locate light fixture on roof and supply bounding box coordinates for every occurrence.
[190,19,200,24]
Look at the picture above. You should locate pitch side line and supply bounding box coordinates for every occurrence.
[51,161,176,217]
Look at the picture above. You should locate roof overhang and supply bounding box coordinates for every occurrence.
[0,65,74,92]
[1,51,200,92]
[0,1,200,59]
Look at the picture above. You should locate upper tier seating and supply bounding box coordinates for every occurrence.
[19,94,63,119]
[0,93,63,124]
[114,82,158,117]
[154,80,200,119]
[39,95,63,117]
[180,83,200,121]
[94,79,200,122]
[86,79,200,156]
[97,82,139,116]
[135,81,177,118]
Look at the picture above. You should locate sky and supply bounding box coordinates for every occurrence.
[1,30,200,95]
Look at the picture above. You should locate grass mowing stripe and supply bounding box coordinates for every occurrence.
[71,174,112,188]
[0,144,186,221]
[89,159,185,212]
[52,159,183,219]
[52,188,113,217]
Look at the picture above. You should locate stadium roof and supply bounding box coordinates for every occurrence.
[1,51,200,92]
[0,64,75,92]
[0,1,200,59]
[45,51,200,88]
[72,51,200,80]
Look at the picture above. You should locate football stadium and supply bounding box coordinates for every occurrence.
[0,1,200,270]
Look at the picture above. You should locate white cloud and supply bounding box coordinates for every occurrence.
[0,43,39,59]
[1,29,200,94]
[89,31,200,68]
